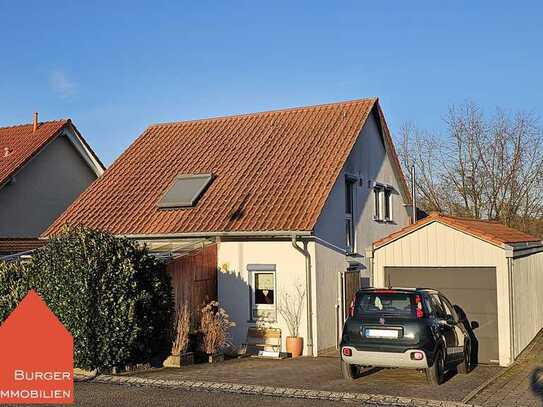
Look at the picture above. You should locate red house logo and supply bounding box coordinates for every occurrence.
[0,290,74,404]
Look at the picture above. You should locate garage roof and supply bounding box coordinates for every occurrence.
[44,98,410,237]
[374,212,542,249]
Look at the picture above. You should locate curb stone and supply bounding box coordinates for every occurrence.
[91,374,477,407]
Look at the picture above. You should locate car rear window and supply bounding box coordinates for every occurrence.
[355,291,418,317]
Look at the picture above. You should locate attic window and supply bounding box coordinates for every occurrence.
[158,174,214,208]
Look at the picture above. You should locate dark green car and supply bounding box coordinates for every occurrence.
[340,288,476,385]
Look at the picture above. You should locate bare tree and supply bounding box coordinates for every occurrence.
[396,101,543,237]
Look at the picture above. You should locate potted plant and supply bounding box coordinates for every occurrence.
[200,301,235,363]
[163,303,194,367]
[278,285,305,358]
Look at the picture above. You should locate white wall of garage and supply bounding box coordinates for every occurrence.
[372,221,513,367]
[512,252,543,358]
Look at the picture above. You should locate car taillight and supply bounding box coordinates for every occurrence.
[348,299,354,317]
[342,347,352,357]
[415,295,424,319]
[411,351,424,360]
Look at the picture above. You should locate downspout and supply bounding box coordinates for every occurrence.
[508,257,515,363]
[365,247,374,287]
[291,235,314,357]
[505,246,515,364]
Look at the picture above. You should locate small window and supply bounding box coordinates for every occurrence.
[158,174,214,208]
[384,188,392,221]
[373,186,383,221]
[345,177,356,253]
[373,184,394,222]
[248,265,276,321]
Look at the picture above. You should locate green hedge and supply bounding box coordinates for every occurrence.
[0,261,30,323]
[0,226,174,371]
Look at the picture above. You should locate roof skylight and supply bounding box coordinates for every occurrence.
[158,174,214,208]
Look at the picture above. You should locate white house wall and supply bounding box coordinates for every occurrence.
[512,251,543,358]
[372,221,512,366]
[217,240,317,356]
[314,111,410,281]
[314,242,342,353]
[311,111,411,353]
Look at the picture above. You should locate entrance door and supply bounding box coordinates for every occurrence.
[342,270,361,319]
[337,269,361,347]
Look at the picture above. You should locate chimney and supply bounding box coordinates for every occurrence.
[33,112,39,132]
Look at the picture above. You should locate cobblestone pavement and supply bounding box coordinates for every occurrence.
[90,373,472,406]
[72,382,364,407]
[469,331,543,407]
[125,355,502,404]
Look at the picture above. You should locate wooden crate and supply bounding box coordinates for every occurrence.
[245,327,281,355]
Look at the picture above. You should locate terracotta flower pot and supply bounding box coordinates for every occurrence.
[286,336,303,358]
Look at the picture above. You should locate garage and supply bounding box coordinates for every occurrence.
[384,266,498,364]
[369,212,543,367]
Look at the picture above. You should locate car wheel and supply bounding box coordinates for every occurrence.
[426,348,445,385]
[458,340,472,374]
[341,359,360,381]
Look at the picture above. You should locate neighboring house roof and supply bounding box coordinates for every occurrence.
[45,98,410,237]
[0,119,104,188]
[0,238,45,254]
[373,212,542,249]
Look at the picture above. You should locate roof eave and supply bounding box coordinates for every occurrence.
[373,216,543,253]
[505,241,543,258]
[118,230,314,240]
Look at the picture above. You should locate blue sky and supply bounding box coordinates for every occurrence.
[1,1,542,165]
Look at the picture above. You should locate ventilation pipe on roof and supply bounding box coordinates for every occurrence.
[33,112,39,132]
[291,235,314,357]
[411,165,417,224]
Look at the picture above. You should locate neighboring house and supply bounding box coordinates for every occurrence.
[45,98,412,355]
[370,212,543,367]
[0,114,104,256]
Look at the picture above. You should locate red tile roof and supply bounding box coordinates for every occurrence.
[0,238,45,255]
[45,98,409,237]
[0,120,70,187]
[373,212,542,249]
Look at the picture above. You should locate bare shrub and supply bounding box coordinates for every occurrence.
[171,303,190,355]
[200,301,235,354]
[278,284,305,337]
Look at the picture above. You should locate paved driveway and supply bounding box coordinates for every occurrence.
[469,330,543,407]
[133,355,502,403]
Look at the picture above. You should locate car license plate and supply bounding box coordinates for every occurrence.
[365,328,398,339]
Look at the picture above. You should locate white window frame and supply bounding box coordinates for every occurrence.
[373,183,394,223]
[248,264,277,321]
[345,176,357,254]
[384,187,393,222]
[373,184,384,221]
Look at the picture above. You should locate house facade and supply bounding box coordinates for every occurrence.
[0,115,104,256]
[45,99,412,356]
